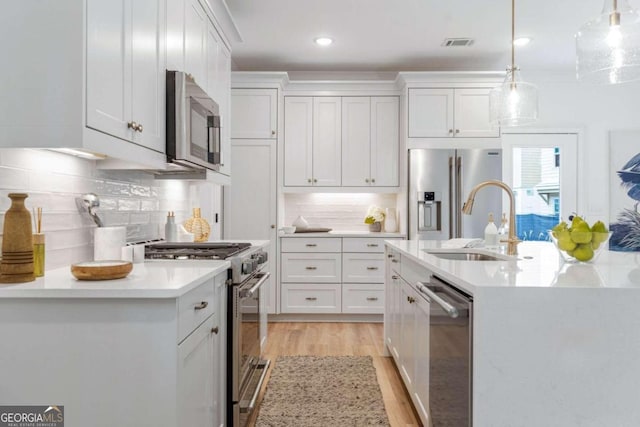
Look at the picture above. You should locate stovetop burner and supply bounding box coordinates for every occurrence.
[144,242,252,260]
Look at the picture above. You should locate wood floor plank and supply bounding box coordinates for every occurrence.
[249,322,422,427]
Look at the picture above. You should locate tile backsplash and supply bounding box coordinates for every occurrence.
[283,193,399,231]
[0,149,218,270]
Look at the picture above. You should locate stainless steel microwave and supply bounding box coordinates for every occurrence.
[166,70,222,171]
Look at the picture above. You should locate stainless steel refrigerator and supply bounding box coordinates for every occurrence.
[409,148,503,240]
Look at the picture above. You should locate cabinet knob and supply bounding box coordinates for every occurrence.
[407,296,415,304]
[136,123,143,133]
[271,130,276,136]
[308,178,312,183]
[392,275,399,279]
[371,178,375,183]
[455,129,460,134]
[127,121,139,131]
[313,179,318,183]
[211,326,219,335]
[448,129,453,134]
[365,178,370,183]
[271,224,276,229]
[387,254,394,258]
[194,301,208,310]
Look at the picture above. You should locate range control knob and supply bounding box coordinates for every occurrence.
[242,260,254,275]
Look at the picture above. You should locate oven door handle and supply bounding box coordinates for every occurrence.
[242,272,270,298]
[416,281,459,318]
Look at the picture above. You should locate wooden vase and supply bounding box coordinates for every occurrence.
[0,193,35,283]
[183,208,211,243]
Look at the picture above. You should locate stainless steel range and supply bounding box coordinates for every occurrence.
[144,241,270,427]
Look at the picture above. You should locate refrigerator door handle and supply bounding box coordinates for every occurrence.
[456,156,462,238]
[448,156,454,239]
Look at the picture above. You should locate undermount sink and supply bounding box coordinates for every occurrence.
[423,250,516,261]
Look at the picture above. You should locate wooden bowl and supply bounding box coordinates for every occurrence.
[71,260,133,281]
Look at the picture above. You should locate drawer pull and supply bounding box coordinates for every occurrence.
[366,297,379,301]
[211,326,219,335]
[387,254,393,258]
[305,244,317,247]
[391,259,399,263]
[194,301,208,310]
[367,244,379,247]
[366,266,378,270]
[392,275,399,279]
[305,266,317,270]
[305,297,317,301]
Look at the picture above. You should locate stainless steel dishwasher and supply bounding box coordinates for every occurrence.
[416,275,473,427]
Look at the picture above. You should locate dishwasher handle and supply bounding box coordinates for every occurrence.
[416,281,459,318]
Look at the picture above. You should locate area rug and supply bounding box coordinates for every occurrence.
[255,355,391,427]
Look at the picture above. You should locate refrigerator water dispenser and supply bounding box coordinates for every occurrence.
[418,191,442,231]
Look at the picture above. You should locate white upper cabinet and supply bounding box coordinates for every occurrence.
[231,89,278,139]
[408,88,499,138]
[217,43,232,176]
[342,97,399,187]
[86,0,165,153]
[284,96,342,187]
[184,0,208,87]
[313,97,342,187]
[284,97,313,186]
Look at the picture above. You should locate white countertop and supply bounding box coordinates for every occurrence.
[280,231,405,238]
[0,260,230,299]
[386,239,640,293]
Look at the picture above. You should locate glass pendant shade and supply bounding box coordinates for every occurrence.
[489,67,539,127]
[576,0,640,84]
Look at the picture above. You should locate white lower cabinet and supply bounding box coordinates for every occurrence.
[384,246,432,426]
[281,236,401,315]
[0,270,228,427]
[281,283,342,313]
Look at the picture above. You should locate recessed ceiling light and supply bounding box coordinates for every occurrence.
[513,37,531,47]
[314,37,333,46]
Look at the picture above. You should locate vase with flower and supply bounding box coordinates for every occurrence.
[364,206,385,232]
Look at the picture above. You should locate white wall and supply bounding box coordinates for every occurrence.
[524,69,640,223]
[283,193,398,231]
[0,149,220,270]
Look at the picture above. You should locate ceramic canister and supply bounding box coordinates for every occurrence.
[0,193,35,283]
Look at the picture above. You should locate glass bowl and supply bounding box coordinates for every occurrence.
[548,230,611,263]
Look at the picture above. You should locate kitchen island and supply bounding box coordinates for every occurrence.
[0,260,230,427]
[385,239,640,427]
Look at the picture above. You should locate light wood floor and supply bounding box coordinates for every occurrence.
[247,322,421,427]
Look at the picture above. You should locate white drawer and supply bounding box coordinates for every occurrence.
[281,237,341,253]
[342,283,385,314]
[400,255,431,289]
[177,278,215,343]
[342,253,385,283]
[343,238,388,253]
[281,253,341,283]
[280,283,342,313]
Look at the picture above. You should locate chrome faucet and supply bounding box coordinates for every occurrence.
[462,180,520,255]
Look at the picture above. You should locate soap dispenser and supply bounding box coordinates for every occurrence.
[484,213,498,249]
[165,211,177,242]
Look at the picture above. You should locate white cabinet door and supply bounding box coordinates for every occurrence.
[166,0,185,72]
[342,253,384,283]
[408,88,454,138]
[206,22,220,100]
[184,0,207,87]
[281,253,342,283]
[312,97,342,186]
[224,140,277,313]
[399,279,416,391]
[217,43,232,176]
[454,88,499,137]
[86,0,131,142]
[231,89,278,139]
[284,97,313,186]
[178,315,214,427]
[341,97,371,186]
[413,290,431,424]
[213,273,226,427]
[370,97,399,186]
[130,0,165,152]
[390,270,402,360]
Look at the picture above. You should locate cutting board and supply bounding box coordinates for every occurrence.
[294,227,332,233]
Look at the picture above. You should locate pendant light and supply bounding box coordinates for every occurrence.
[576,0,640,84]
[489,0,538,127]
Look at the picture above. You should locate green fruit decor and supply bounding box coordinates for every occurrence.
[549,216,611,263]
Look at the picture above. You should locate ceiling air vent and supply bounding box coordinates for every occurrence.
[442,38,474,47]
